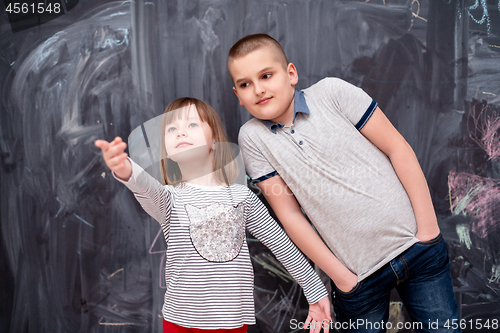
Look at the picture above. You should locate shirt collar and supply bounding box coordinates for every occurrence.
[262,90,310,134]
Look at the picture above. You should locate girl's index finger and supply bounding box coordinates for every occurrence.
[95,140,110,151]
[110,137,127,150]
[110,140,127,152]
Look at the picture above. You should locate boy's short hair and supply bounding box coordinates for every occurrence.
[227,34,289,82]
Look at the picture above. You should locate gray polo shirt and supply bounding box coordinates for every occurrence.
[238,78,419,282]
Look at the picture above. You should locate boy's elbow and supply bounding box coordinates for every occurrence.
[275,210,307,230]
[386,139,416,162]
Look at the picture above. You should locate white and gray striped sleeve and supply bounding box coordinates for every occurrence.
[244,188,328,304]
[113,158,172,224]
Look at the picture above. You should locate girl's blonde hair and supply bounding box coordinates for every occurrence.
[159,97,238,186]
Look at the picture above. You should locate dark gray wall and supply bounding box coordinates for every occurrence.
[1,0,499,332]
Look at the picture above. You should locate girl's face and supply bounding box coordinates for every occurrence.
[164,105,214,162]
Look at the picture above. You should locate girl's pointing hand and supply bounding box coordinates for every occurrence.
[95,137,131,180]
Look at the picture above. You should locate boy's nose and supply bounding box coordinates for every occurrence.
[254,83,265,95]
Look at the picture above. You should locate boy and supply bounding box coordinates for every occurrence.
[228,34,460,332]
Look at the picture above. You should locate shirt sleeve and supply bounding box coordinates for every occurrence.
[323,77,378,130]
[113,158,173,225]
[238,124,278,183]
[243,188,328,304]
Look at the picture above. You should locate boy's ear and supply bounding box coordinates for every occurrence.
[232,87,244,106]
[287,63,299,86]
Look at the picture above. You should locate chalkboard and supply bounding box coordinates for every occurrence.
[1,0,499,332]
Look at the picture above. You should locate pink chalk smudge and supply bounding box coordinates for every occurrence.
[467,101,500,161]
[448,170,500,238]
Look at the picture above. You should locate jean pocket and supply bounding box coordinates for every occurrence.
[416,232,443,246]
[335,280,363,297]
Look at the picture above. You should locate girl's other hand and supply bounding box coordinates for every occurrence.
[305,295,331,333]
[95,137,132,180]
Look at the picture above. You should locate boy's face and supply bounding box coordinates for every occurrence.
[229,47,298,124]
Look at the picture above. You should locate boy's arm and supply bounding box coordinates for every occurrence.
[359,107,440,241]
[256,176,358,292]
[244,188,331,332]
[245,188,329,303]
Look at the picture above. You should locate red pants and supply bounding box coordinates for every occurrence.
[163,319,248,333]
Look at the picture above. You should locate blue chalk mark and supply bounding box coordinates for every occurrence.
[74,214,95,228]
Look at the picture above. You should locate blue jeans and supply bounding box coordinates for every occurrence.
[331,234,461,333]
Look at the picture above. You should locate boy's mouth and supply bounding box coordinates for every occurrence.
[176,141,192,148]
[257,97,272,105]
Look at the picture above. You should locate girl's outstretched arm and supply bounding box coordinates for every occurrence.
[96,137,172,224]
[95,137,131,180]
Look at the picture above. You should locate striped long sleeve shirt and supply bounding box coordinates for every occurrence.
[114,159,328,329]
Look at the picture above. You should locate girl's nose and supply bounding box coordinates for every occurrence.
[177,130,187,138]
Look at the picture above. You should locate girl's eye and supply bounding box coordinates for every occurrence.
[188,123,198,128]
[262,73,272,79]
[167,127,176,132]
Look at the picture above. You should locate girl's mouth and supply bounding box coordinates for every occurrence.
[176,142,192,148]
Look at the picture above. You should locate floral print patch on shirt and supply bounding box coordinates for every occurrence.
[185,202,245,262]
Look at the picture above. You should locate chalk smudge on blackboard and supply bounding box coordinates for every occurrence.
[489,265,500,284]
[251,253,305,332]
[467,101,500,161]
[456,224,472,250]
[1,1,159,331]
[448,170,500,238]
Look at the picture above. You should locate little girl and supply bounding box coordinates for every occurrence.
[95,97,331,333]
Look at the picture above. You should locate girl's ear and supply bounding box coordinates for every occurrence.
[211,142,217,151]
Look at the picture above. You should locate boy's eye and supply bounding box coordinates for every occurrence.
[262,73,272,79]
[240,82,249,88]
